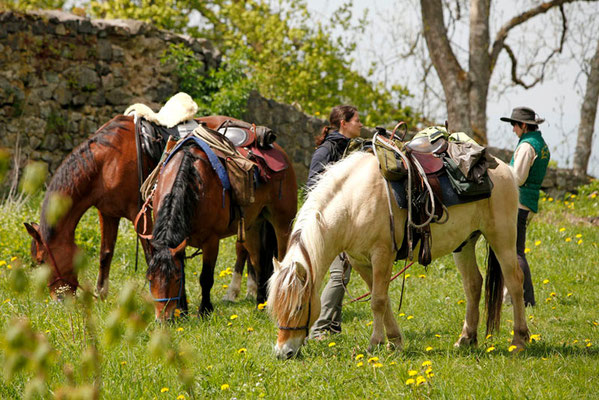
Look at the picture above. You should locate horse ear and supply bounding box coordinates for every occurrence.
[24,222,42,244]
[272,257,282,272]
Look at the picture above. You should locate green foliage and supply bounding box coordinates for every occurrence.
[0,149,9,184]
[1,0,65,11]
[161,44,254,118]
[19,161,47,196]
[87,0,191,31]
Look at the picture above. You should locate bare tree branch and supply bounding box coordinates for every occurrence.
[489,0,590,72]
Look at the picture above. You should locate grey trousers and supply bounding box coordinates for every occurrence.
[309,254,351,338]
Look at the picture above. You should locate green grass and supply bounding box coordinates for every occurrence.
[1,182,598,399]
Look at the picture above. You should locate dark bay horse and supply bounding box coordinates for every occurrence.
[24,114,277,299]
[146,139,297,319]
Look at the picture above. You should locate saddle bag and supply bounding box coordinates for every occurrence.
[226,156,256,206]
[374,136,408,181]
[442,155,493,197]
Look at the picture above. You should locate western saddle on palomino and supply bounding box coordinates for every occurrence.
[125,93,288,243]
[367,122,498,266]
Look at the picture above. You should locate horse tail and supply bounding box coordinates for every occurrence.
[485,246,504,335]
[256,220,277,304]
[147,146,199,282]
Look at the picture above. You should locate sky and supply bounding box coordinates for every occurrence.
[306,0,599,177]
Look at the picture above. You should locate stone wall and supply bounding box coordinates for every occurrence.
[0,10,218,172]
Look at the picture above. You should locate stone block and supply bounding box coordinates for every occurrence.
[97,39,112,61]
[53,82,73,106]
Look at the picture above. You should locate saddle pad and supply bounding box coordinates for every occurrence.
[390,171,490,209]
[247,146,288,172]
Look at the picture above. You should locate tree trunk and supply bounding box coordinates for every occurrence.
[468,0,491,144]
[573,38,599,175]
[420,0,471,133]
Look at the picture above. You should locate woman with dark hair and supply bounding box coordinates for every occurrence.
[500,106,550,307]
[306,105,362,339]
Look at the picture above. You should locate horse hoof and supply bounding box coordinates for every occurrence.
[454,335,477,347]
[198,304,214,318]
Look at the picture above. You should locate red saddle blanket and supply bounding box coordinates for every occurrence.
[237,145,288,181]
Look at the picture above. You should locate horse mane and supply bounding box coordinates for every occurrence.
[268,151,371,322]
[40,115,130,241]
[147,145,200,283]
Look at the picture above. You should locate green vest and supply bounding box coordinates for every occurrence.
[509,131,550,212]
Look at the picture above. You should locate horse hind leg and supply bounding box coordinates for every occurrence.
[97,213,120,300]
[453,234,483,347]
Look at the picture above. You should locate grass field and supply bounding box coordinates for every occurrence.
[0,182,598,399]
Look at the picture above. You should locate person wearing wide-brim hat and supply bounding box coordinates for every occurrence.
[500,106,550,307]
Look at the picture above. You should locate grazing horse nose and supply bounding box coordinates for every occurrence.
[285,349,296,359]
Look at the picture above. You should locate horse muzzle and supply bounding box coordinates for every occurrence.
[274,338,303,359]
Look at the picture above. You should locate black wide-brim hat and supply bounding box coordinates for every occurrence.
[500,106,544,125]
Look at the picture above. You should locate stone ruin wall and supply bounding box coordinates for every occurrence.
[0,10,590,192]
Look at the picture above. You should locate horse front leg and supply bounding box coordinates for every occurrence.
[453,238,483,347]
[368,250,394,352]
[97,212,120,300]
[199,237,219,316]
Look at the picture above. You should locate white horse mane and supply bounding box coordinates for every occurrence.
[268,151,372,322]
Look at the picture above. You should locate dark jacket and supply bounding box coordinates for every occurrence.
[306,131,349,190]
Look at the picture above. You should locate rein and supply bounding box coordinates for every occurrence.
[344,260,415,305]
[37,234,78,290]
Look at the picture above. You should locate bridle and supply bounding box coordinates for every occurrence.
[36,233,79,291]
[148,259,186,310]
[277,291,312,339]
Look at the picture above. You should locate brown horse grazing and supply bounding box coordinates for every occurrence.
[146,138,297,319]
[24,114,270,299]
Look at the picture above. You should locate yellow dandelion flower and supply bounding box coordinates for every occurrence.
[356,354,364,360]
[405,378,415,386]
[573,340,579,344]
[356,361,364,367]
[419,274,426,278]
[3,299,10,304]
[550,292,557,297]
[425,367,434,377]
[10,256,16,261]
[565,237,572,242]
[373,363,383,368]
[524,248,531,254]
[405,273,411,278]
[161,387,169,393]
[238,348,247,354]
[0,261,5,266]
[508,345,518,352]
[390,361,397,365]
[529,315,534,320]
[220,384,230,390]
[399,313,405,317]
[247,327,254,332]
[120,361,127,365]
[174,309,181,317]
[530,334,541,342]
[328,342,336,347]
[422,360,432,367]
[545,297,552,302]
[227,322,232,326]
[258,302,267,310]
[486,334,492,339]
[408,370,418,376]
[177,395,186,400]
[542,279,549,284]
[457,300,465,304]
[177,327,184,332]
[576,234,582,238]
[258,393,266,398]
[230,314,238,320]
[567,293,573,297]
[559,227,566,232]
[435,334,441,338]
[548,197,553,202]
[570,194,577,199]
[425,346,433,352]
[552,306,556,310]
[586,343,592,347]
[407,315,414,320]
[7,265,11,270]
[486,346,495,353]
[416,376,427,386]
[193,272,197,275]
[591,193,597,199]
[315,111,320,116]
[218,271,227,278]
[366,321,373,326]
[534,240,541,246]
[206,365,213,370]
[593,321,598,326]
[222,284,228,289]
[368,356,379,363]
[578,239,583,245]
[510,330,514,335]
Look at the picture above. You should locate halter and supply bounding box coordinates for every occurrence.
[36,231,79,290]
[277,290,312,339]
[148,261,186,308]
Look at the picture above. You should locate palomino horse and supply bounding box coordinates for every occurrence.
[268,151,529,359]
[24,114,272,300]
[146,139,297,319]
